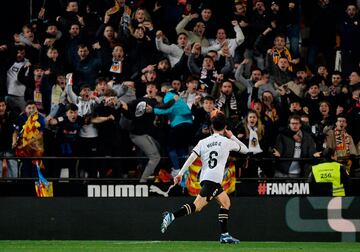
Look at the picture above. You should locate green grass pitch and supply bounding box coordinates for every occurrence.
[0,241,358,252]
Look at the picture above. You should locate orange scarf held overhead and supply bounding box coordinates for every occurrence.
[106,2,131,16]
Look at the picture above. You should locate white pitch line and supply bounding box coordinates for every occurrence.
[113,241,163,245]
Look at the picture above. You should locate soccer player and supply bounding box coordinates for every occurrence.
[160,111,249,243]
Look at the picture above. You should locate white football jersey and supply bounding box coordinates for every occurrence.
[192,133,241,184]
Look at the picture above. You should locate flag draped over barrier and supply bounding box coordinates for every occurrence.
[35,161,53,197]
[184,158,236,196]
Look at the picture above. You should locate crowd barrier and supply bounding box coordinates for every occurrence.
[1,155,360,196]
[0,156,359,241]
[0,197,359,241]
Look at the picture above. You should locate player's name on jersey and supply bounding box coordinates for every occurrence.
[257,182,310,196]
[206,141,222,148]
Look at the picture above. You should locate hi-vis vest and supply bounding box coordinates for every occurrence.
[312,162,345,196]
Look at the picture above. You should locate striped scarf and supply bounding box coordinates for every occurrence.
[272,47,293,71]
[334,129,351,158]
[215,92,238,118]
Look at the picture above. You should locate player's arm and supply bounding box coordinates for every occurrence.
[225,128,249,154]
[174,152,198,185]
[230,135,249,154]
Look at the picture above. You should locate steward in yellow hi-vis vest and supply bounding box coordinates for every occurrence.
[311,148,349,196]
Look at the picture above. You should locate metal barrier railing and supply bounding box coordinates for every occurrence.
[1,155,359,181]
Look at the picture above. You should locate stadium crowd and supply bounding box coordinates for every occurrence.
[0,0,360,182]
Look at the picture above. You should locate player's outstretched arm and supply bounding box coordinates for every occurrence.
[174,152,198,184]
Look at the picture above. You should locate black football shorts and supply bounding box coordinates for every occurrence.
[199,180,224,202]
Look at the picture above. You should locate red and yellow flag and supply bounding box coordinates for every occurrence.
[16,112,44,160]
[186,158,237,196]
[34,161,53,197]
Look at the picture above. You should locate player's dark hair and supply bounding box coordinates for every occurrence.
[211,112,226,131]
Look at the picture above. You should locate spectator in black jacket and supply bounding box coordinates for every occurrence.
[56,0,85,34]
[339,4,360,77]
[120,83,161,182]
[273,114,319,178]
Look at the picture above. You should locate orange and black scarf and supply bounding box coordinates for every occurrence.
[334,129,351,158]
[334,129,352,169]
[272,47,293,71]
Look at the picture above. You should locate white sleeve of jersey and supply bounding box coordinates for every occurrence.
[229,135,249,154]
[177,142,201,176]
[192,142,201,157]
[178,152,198,176]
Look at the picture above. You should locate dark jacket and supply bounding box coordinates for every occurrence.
[274,128,316,176]
[73,53,102,89]
[122,97,158,137]
[0,111,16,151]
